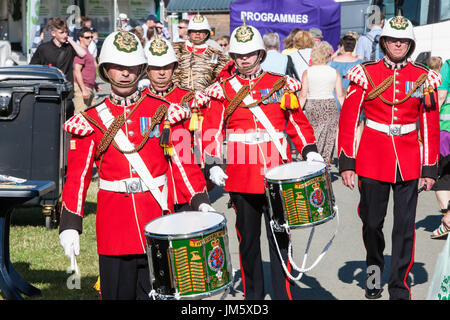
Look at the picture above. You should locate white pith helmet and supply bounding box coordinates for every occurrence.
[188,13,211,40]
[118,13,129,21]
[379,16,416,58]
[98,31,147,83]
[145,38,178,68]
[188,13,211,32]
[229,23,266,62]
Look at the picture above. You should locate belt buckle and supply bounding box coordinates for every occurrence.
[254,131,265,142]
[125,179,142,194]
[388,124,402,136]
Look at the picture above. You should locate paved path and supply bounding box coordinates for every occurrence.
[206,162,446,301]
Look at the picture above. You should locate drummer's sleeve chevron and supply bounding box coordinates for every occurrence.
[337,82,366,173]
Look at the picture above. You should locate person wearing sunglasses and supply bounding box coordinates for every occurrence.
[175,19,189,42]
[73,27,99,114]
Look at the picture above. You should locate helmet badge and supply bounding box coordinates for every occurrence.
[234,18,254,43]
[149,39,169,56]
[389,16,409,30]
[193,13,205,23]
[113,31,139,53]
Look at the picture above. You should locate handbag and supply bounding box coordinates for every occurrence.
[427,235,450,300]
[285,55,299,80]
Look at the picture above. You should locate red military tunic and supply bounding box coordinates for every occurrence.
[202,71,317,194]
[338,59,441,182]
[60,93,192,256]
[144,85,209,207]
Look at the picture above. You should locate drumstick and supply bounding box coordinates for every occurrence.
[417,185,427,194]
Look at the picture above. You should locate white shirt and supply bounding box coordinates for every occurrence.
[306,65,337,99]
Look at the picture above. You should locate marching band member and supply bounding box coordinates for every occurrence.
[338,16,441,300]
[58,31,208,300]
[172,13,230,91]
[143,37,213,212]
[202,22,322,300]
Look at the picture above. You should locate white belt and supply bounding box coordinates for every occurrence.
[366,119,416,136]
[440,114,450,121]
[99,175,166,195]
[227,131,286,144]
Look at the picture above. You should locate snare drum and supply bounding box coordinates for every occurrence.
[264,161,335,230]
[144,211,233,299]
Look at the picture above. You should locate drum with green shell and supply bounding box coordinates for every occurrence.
[144,211,233,299]
[264,161,336,231]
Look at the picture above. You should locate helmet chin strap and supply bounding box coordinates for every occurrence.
[233,50,264,74]
[103,64,147,89]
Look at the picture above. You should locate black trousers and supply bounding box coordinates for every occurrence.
[230,192,295,300]
[358,176,418,300]
[99,254,151,300]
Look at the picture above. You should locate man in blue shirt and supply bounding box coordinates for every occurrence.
[355,13,385,61]
[261,32,288,75]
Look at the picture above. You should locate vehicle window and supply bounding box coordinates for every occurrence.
[440,0,450,21]
[399,0,430,25]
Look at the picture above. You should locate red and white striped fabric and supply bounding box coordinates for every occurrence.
[204,81,225,100]
[64,113,94,136]
[346,64,368,90]
[426,69,442,89]
[285,76,302,92]
[167,103,191,124]
[193,91,210,108]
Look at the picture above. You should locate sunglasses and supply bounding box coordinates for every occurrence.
[83,36,93,39]
[385,37,410,44]
[178,26,187,29]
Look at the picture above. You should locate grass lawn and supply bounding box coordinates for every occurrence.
[6,182,101,300]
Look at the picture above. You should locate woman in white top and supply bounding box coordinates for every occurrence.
[299,41,345,164]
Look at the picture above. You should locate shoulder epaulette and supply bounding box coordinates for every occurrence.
[427,69,442,89]
[64,113,94,136]
[346,63,369,90]
[285,75,302,92]
[410,61,442,88]
[204,80,225,100]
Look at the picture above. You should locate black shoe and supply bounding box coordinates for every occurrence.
[365,287,383,299]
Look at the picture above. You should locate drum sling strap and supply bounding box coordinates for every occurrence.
[93,102,169,211]
[270,205,340,282]
[227,77,288,161]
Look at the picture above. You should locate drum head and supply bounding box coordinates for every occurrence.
[265,161,326,181]
[145,211,225,237]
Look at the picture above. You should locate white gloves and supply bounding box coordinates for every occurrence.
[60,229,80,259]
[198,203,216,213]
[137,78,150,91]
[209,166,228,187]
[306,151,324,164]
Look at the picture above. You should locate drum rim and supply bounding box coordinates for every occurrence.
[144,211,227,240]
[279,208,336,229]
[153,280,234,300]
[264,166,327,184]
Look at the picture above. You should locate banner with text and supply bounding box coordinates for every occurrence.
[230,0,341,50]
